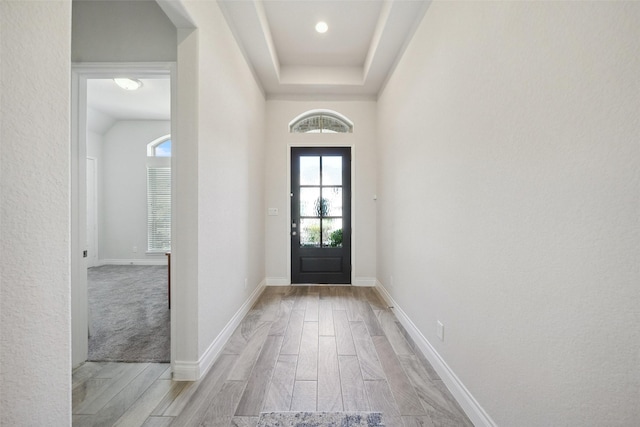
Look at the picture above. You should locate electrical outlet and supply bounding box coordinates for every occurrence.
[436,321,444,341]
[132,246,137,253]
[244,278,248,290]
[389,275,394,289]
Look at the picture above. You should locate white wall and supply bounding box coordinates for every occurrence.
[194,0,266,357]
[72,0,177,62]
[265,101,377,285]
[101,120,171,263]
[171,1,266,374]
[87,106,115,135]
[88,130,104,159]
[377,2,640,426]
[0,1,72,424]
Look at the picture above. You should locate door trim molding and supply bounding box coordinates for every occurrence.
[71,62,176,368]
[86,156,99,268]
[287,144,356,285]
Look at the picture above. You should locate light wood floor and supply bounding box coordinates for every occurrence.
[72,286,473,427]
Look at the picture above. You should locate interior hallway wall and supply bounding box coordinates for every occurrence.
[175,0,266,369]
[0,1,72,424]
[376,2,640,426]
[265,100,377,285]
[72,0,176,62]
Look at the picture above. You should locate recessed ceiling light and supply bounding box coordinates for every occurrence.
[315,21,328,34]
[113,78,143,91]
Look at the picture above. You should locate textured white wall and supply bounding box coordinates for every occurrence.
[265,100,377,284]
[101,120,171,262]
[72,0,177,62]
[377,2,640,426]
[176,1,266,361]
[0,1,72,424]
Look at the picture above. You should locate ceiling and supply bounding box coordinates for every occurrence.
[218,0,431,99]
[86,78,170,133]
[87,78,170,121]
[86,0,430,131]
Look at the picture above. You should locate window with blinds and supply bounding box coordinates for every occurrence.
[147,135,171,252]
[147,167,171,252]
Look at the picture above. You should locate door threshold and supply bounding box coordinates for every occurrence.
[291,283,352,287]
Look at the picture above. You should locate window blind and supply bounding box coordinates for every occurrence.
[147,167,171,251]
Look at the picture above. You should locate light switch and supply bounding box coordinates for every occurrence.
[268,208,279,216]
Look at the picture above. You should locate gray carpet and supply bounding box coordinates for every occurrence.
[257,412,384,427]
[88,265,170,363]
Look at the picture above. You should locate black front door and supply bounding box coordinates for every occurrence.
[291,147,351,284]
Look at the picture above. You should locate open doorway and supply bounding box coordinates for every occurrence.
[71,65,174,367]
[86,77,171,362]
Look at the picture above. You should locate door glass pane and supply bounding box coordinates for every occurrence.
[300,156,320,185]
[322,187,342,216]
[322,156,342,185]
[322,218,343,247]
[300,218,320,247]
[300,187,320,217]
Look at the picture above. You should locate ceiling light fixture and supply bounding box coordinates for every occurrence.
[113,78,143,91]
[315,21,328,34]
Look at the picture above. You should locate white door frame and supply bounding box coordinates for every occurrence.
[70,62,176,367]
[86,156,98,268]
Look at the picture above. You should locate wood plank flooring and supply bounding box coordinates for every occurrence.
[72,286,473,427]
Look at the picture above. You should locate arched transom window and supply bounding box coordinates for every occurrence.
[147,135,172,157]
[289,110,354,134]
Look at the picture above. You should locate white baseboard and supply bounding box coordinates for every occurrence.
[171,361,199,381]
[375,283,497,427]
[98,259,167,266]
[266,277,289,286]
[353,277,377,287]
[172,280,266,381]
